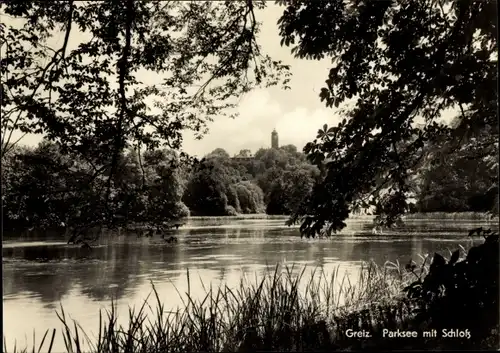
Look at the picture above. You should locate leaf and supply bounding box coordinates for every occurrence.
[431,253,446,267]
[449,250,459,265]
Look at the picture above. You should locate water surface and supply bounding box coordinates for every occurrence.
[3,216,497,351]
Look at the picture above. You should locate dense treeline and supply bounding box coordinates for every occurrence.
[1,141,321,231]
[1,141,191,232]
[183,144,320,216]
[2,134,496,233]
[412,130,498,214]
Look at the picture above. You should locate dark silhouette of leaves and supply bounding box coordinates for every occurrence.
[277,0,498,237]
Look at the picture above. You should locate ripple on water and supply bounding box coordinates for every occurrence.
[323,257,340,262]
[2,258,103,266]
[3,290,41,301]
[2,241,68,248]
[423,237,472,242]
[289,260,315,265]
[188,245,222,251]
[188,256,211,260]
[178,260,219,266]
[203,254,243,261]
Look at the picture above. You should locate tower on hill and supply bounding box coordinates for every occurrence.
[271,129,279,149]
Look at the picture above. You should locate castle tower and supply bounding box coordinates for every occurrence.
[271,129,279,149]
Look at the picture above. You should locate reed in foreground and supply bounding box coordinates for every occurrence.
[5,232,498,353]
[4,262,414,353]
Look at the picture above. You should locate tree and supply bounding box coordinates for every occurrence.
[1,0,290,229]
[206,148,231,160]
[234,181,265,213]
[256,148,289,170]
[183,168,229,216]
[257,166,285,201]
[277,0,498,236]
[140,148,190,227]
[266,165,317,215]
[182,158,236,216]
[236,149,252,158]
[180,144,317,216]
[1,140,106,231]
[415,143,498,213]
[1,141,191,232]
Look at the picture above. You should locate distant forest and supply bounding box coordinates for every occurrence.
[2,137,496,232]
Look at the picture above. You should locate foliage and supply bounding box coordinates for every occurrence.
[234,181,265,214]
[1,0,290,229]
[403,228,499,347]
[1,1,290,154]
[1,140,190,234]
[277,0,498,236]
[182,146,319,216]
[182,159,232,217]
[2,142,319,228]
[2,140,100,230]
[138,149,190,227]
[266,167,317,216]
[415,139,498,213]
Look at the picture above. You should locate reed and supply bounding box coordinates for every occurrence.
[4,261,418,352]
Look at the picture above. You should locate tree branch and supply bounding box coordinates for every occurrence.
[104,0,134,215]
[1,0,74,158]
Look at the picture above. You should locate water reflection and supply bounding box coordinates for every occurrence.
[3,217,498,351]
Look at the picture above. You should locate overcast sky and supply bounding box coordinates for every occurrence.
[180,4,340,157]
[7,3,455,158]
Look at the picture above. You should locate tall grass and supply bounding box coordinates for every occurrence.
[4,261,419,353]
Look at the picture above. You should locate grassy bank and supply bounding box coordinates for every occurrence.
[3,262,410,353]
[404,211,499,221]
[188,214,289,221]
[190,212,499,222]
[4,233,499,352]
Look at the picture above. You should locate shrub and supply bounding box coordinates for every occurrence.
[404,227,499,348]
[224,205,238,216]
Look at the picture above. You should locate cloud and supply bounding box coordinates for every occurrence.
[182,89,336,157]
[276,107,340,150]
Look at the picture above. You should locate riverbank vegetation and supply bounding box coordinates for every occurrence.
[3,136,496,234]
[1,141,320,232]
[4,230,498,352]
[2,1,498,238]
[404,212,499,221]
[281,0,498,237]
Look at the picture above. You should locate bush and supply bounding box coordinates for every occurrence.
[174,202,190,219]
[403,227,499,349]
[224,205,238,216]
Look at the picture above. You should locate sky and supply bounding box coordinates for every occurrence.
[180,4,340,157]
[5,2,456,158]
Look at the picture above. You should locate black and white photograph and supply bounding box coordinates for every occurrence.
[1,0,498,351]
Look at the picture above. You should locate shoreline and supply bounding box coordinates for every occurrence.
[3,212,498,234]
[4,247,498,352]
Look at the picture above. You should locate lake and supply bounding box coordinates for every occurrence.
[3,216,498,351]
